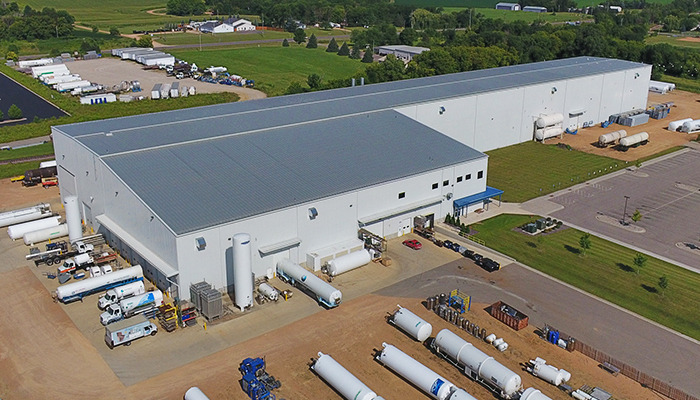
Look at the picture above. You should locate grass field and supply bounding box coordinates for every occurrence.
[473,214,700,340]
[397,0,672,8]
[0,161,42,179]
[659,74,700,94]
[646,34,700,49]
[0,143,54,162]
[470,8,591,22]
[169,46,365,96]
[0,30,132,58]
[486,142,627,202]
[152,28,348,46]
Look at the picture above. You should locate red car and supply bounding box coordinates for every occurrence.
[402,239,422,250]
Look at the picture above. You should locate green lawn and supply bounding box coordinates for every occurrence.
[0,143,54,162]
[395,0,499,8]
[0,161,42,179]
[659,74,700,94]
[472,214,700,340]
[169,46,366,96]
[486,142,627,202]
[646,34,700,49]
[471,8,592,22]
[153,31,291,46]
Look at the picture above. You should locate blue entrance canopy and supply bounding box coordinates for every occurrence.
[453,186,504,208]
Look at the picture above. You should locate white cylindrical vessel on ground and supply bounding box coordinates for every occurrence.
[233,233,254,311]
[668,118,692,131]
[312,352,378,400]
[184,387,210,400]
[376,343,455,400]
[56,265,143,301]
[64,195,83,243]
[258,282,279,301]
[534,127,563,140]
[619,132,649,147]
[598,129,627,145]
[434,329,522,398]
[23,223,69,245]
[0,203,52,228]
[536,113,564,128]
[390,305,433,342]
[326,249,371,276]
[520,387,553,400]
[485,333,497,344]
[277,259,342,307]
[681,119,700,133]
[8,216,61,240]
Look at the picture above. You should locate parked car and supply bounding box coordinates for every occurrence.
[402,239,422,250]
[472,253,483,264]
[481,258,501,272]
[463,249,475,259]
[443,240,454,250]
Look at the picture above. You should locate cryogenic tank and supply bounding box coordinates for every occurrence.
[325,249,371,277]
[668,118,693,132]
[7,216,61,240]
[233,233,254,311]
[64,195,83,243]
[534,127,563,141]
[56,265,143,302]
[520,387,553,400]
[598,129,628,146]
[619,132,649,147]
[23,223,69,245]
[433,329,522,398]
[258,282,279,301]
[681,119,700,133]
[184,387,210,400]
[389,305,433,342]
[496,342,509,352]
[277,259,342,307]
[0,203,52,228]
[446,389,479,400]
[74,252,92,266]
[485,334,496,344]
[376,343,456,400]
[536,113,564,129]
[530,358,570,386]
[312,352,378,400]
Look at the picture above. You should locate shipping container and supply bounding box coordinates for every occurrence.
[489,301,529,331]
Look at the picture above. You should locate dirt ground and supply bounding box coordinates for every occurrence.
[553,90,700,161]
[0,179,61,213]
[66,57,266,101]
[679,37,700,42]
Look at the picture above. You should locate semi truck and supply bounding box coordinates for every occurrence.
[55,265,143,303]
[101,289,163,325]
[28,240,94,267]
[104,314,158,349]
[98,281,146,309]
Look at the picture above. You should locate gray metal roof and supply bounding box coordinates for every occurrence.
[100,110,485,235]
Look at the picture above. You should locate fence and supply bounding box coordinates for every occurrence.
[459,231,485,245]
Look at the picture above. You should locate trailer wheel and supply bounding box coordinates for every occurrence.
[53,257,61,265]
[151,331,157,336]
[46,259,53,266]
[124,341,131,346]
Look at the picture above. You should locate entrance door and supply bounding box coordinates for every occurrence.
[397,218,411,237]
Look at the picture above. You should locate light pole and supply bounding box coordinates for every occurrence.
[622,195,630,225]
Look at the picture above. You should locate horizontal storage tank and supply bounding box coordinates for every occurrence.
[668,118,693,131]
[598,129,627,145]
[258,282,279,301]
[23,223,69,245]
[536,113,564,129]
[433,329,522,398]
[0,203,52,228]
[619,132,649,147]
[529,357,570,386]
[8,216,61,240]
[325,249,371,277]
[681,119,700,133]
[534,127,563,141]
[520,387,553,400]
[376,343,456,400]
[312,353,378,400]
[184,387,210,400]
[389,305,433,342]
[277,259,342,307]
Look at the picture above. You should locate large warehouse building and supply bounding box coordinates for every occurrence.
[52,57,651,298]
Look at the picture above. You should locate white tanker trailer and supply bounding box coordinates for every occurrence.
[619,132,649,149]
[311,352,385,400]
[55,265,144,303]
[276,259,342,308]
[388,305,433,342]
[598,129,627,147]
[0,203,52,228]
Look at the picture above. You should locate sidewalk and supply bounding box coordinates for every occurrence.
[0,135,51,148]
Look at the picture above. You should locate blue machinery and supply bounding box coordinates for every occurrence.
[239,357,282,400]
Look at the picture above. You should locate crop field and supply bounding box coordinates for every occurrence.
[472,214,700,341]
[169,46,365,96]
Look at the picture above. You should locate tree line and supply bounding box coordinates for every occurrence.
[0,4,74,41]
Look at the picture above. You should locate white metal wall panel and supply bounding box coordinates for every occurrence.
[621,67,652,111]
[562,75,605,130]
[599,71,626,119]
[296,192,358,259]
[474,88,524,151]
[520,80,567,142]
[408,96,479,148]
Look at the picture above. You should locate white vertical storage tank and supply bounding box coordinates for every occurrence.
[233,233,254,311]
[64,195,83,243]
[312,352,378,400]
[0,203,52,228]
[389,305,433,342]
[325,249,371,276]
[7,216,61,240]
[23,223,69,245]
[376,343,456,400]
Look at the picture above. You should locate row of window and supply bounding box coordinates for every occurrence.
[399,170,485,199]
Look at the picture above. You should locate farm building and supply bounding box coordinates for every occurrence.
[376,45,430,62]
[523,5,548,12]
[199,18,255,33]
[52,57,650,299]
[496,2,521,10]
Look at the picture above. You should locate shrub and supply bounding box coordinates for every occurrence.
[282,38,289,47]
[8,104,23,119]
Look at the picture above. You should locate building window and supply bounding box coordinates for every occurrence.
[432,183,438,190]
[398,192,406,199]
[457,176,463,183]
[443,180,449,186]
[478,171,484,179]
[465,174,472,180]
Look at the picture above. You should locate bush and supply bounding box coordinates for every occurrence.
[0,109,4,121]
[49,48,61,57]
[7,44,19,54]
[326,37,339,53]
[109,26,120,36]
[349,45,361,59]
[5,51,18,61]
[282,38,289,47]
[80,38,100,54]
[361,49,373,63]
[306,33,318,49]
[337,41,349,56]
[136,35,153,48]
[8,104,23,120]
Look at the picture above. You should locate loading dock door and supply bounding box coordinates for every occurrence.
[398,217,411,237]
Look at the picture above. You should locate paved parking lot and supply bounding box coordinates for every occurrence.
[549,148,700,271]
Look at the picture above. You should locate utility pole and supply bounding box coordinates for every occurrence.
[622,195,630,225]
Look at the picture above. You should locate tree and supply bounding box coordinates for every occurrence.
[166,0,206,16]
[633,253,647,276]
[5,51,18,62]
[579,233,591,256]
[326,37,339,53]
[337,41,350,56]
[361,48,374,63]
[91,25,99,33]
[109,26,120,36]
[136,35,153,48]
[293,28,306,44]
[307,73,322,90]
[631,210,642,222]
[349,45,361,59]
[285,81,305,95]
[80,38,100,54]
[399,28,418,45]
[658,275,669,297]
[306,33,318,48]
[8,104,22,120]
[282,38,289,47]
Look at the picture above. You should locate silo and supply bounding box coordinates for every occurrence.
[233,233,254,311]
[64,196,82,243]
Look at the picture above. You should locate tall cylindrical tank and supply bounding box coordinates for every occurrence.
[668,118,693,132]
[184,387,210,400]
[536,113,564,128]
[64,195,83,243]
[277,259,342,307]
[520,387,553,400]
[56,265,143,302]
[619,132,649,147]
[389,305,433,342]
[233,233,254,311]
[376,343,455,400]
[326,249,371,277]
[7,216,61,240]
[0,203,52,228]
[433,329,522,398]
[23,223,69,245]
[598,129,628,145]
[312,352,378,400]
[258,282,279,301]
